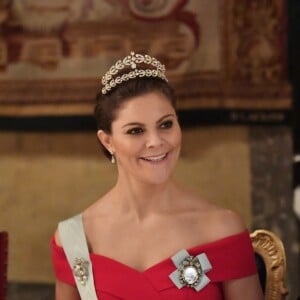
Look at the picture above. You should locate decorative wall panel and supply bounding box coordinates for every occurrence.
[0,0,290,115]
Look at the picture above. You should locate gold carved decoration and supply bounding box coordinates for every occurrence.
[251,229,288,300]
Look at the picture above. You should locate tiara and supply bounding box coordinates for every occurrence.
[101,52,167,95]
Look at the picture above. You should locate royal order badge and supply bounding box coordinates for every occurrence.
[73,257,89,286]
[169,250,212,292]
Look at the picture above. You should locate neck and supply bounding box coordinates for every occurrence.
[111,176,177,222]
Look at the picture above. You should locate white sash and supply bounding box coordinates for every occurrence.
[58,214,98,300]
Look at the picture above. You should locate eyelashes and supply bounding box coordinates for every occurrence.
[126,120,174,135]
[160,120,173,129]
[126,127,144,135]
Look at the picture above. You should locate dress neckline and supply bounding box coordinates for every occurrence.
[88,229,249,274]
[54,213,249,274]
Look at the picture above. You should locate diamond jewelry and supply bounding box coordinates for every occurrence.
[178,256,203,287]
[101,52,167,95]
[169,250,212,292]
[73,257,89,286]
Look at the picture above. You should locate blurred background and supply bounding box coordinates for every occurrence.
[0,0,299,299]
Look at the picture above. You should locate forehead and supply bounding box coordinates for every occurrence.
[114,92,175,122]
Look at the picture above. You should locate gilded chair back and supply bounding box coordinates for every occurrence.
[251,229,288,300]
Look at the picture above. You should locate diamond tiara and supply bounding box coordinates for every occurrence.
[101,52,168,95]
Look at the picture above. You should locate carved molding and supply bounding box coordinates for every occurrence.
[251,229,288,300]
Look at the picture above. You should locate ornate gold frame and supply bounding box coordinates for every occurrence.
[251,229,288,300]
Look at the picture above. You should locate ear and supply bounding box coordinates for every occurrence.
[97,130,114,153]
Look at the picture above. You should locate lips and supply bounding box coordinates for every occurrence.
[141,153,168,162]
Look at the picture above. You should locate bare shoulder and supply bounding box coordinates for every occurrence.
[210,207,247,235]
[182,192,247,243]
[54,228,62,247]
[201,205,247,242]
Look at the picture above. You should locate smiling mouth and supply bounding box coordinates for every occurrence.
[141,153,168,162]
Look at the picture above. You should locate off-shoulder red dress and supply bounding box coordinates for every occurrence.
[51,230,257,300]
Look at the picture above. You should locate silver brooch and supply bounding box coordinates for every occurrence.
[169,250,212,292]
[73,258,89,286]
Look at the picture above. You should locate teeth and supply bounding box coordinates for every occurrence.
[143,154,166,161]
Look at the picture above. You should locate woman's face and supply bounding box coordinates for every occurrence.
[99,92,181,185]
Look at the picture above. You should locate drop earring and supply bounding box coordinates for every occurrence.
[110,152,116,164]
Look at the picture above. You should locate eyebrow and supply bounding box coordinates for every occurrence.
[121,114,175,128]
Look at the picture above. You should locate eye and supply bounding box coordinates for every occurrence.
[160,120,173,129]
[126,127,144,135]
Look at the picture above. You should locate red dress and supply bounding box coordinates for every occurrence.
[51,230,257,300]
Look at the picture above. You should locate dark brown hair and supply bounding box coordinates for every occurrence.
[94,77,176,159]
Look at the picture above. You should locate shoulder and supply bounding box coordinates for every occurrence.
[54,228,62,247]
[53,214,83,247]
[175,187,247,242]
[186,196,247,243]
[175,186,247,238]
[212,207,246,234]
[203,206,247,241]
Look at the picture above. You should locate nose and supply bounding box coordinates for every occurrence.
[145,130,163,148]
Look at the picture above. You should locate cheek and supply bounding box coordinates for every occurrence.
[171,128,182,148]
[113,138,144,158]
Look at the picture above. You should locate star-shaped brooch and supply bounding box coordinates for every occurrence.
[169,249,212,292]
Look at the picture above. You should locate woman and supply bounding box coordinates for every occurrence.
[51,52,264,300]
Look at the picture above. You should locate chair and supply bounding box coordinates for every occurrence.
[0,231,8,300]
[251,229,288,300]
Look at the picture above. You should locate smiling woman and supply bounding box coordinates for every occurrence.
[98,92,181,186]
[50,52,264,300]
